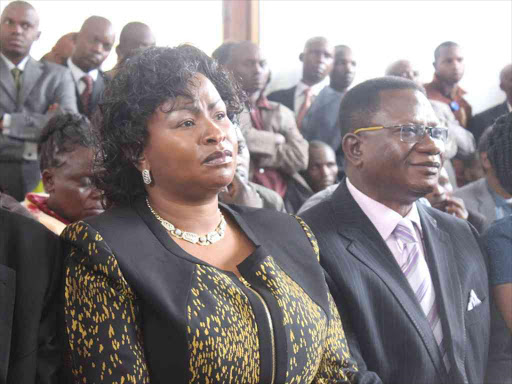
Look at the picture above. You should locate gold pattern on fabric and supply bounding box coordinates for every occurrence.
[62,222,150,383]
[187,264,260,383]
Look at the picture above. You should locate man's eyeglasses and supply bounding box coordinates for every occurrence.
[353,124,448,143]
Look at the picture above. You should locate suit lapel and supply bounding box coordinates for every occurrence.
[19,57,42,106]
[332,182,448,379]
[475,179,496,221]
[0,58,17,104]
[418,205,465,379]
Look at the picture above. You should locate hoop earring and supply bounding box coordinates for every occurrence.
[142,169,152,185]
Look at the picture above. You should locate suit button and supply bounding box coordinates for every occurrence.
[258,168,265,174]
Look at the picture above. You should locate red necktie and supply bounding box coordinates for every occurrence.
[80,75,93,115]
[296,87,313,130]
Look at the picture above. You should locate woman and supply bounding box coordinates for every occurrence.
[61,45,365,383]
[23,113,103,234]
[482,112,512,333]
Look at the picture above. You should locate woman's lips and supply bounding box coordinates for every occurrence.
[203,150,233,166]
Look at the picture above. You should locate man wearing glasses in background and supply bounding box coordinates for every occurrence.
[301,77,491,384]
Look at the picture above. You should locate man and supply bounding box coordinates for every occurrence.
[68,15,115,118]
[302,77,490,384]
[468,63,512,142]
[108,21,155,78]
[285,140,338,213]
[301,45,356,169]
[454,126,512,231]
[424,41,472,128]
[226,41,309,199]
[267,36,334,129]
[219,132,286,212]
[385,59,420,83]
[424,166,486,233]
[0,206,62,383]
[40,32,77,66]
[0,1,77,200]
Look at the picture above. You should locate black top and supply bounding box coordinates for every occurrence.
[61,198,374,383]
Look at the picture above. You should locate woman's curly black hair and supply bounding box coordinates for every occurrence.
[94,44,245,207]
[487,111,512,194]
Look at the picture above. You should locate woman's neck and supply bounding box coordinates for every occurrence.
[147,192,222,235]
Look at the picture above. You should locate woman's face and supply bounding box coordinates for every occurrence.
[141,73,237,200]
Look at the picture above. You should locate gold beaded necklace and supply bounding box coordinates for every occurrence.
[146,197,226,246]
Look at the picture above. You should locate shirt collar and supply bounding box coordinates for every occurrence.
[346,177,422,241]
[295,79,327,98]
[1,53,29,71]
[256,94,273,110]
[67,57,99,82]
[507,101,512,113]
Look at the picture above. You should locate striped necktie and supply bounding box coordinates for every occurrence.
[11,68,22,104]
[394,218,450,370]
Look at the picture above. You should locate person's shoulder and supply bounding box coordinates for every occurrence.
[454,178,486,197]
[267,86,296,104]
[473,102,507,121]
[1,207,58,240]
[298,184,339,214]
[483,215,512,240]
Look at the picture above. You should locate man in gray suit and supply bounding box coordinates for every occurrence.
[302,77,490,384]
[0,1,77,200]
[454,126,512,230]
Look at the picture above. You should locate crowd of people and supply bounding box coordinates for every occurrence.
[0,1,511,383]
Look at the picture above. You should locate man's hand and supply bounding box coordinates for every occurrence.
[274,133,286,145]
[444,195,469,220]
[219,174,264,208]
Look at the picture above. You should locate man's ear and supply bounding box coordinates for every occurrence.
[299,52,304,62]
[42,169,54,194]
[342,133,364,168]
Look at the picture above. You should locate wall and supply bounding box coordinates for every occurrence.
[0,0,223,71]
[260,0,512,114]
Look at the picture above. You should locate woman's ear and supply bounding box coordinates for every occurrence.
[41,169,54,194]
[342,133,364,168]
[134,150,148,173]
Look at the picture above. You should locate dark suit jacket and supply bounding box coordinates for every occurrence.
[0,57,77,161]
[0,208,62,384]
[301,180,491,384]
[267,86,296,111]
[66,62,106,118]
[468,101,509,142]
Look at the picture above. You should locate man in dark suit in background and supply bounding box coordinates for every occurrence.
[0,206,62,384]
[0,1,77,200]
[67,15,115,118]
[468,63,512,142]
[302,77,490,384]
[267,36,334,129]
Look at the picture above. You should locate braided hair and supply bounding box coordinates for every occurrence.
[487,112,512,194]
[38,113,93,172]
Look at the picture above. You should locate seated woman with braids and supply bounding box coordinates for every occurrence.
[60,45,376,383]
[481,112,512,384]
[23,113,103,234]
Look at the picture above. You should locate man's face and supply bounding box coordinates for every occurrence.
[118,28,155,62]
[425,167,453,208]
[45,147,104,223]
[358,89,444,203]
[330,47,356,91]
[230,44,269,95]
[307,145,338,192]
[0,4,40,61]
[301,39,334,85]
[500,65,512,104]
[434,45,465,85]
[388,61,420,84]
[72,18,115,72]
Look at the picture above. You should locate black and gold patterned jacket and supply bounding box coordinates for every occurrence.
[61,198,371,384]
